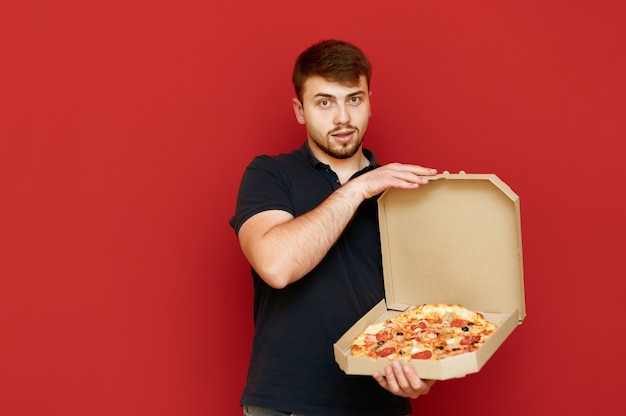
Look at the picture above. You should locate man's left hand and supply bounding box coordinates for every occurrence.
[373,361,436,399]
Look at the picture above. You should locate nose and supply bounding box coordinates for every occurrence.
[333,103,350,125]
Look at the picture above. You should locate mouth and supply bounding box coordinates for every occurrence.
[330,128,357,144]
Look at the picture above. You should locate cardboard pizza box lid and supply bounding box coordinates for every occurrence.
[378,172,526,322]
[333,171,526,380]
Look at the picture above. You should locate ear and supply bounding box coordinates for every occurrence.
[292,98,306,125]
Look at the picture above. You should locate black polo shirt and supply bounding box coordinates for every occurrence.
[229,143,411,416]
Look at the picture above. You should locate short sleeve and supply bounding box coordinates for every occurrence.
[229,155,295,234]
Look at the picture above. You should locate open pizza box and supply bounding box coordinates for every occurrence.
[334,172,526,380]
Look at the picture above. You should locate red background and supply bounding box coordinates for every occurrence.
[2,1,624,415]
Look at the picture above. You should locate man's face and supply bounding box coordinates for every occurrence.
[292,75,371,160]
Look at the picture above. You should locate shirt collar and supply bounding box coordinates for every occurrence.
[299,142,379,171]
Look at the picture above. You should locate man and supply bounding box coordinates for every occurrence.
[230,39,437,416]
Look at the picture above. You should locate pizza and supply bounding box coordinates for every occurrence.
[350,303,498,361]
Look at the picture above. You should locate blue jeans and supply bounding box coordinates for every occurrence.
[243,405,409,416]
[242,405,296,416]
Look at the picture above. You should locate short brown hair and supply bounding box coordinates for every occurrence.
[292,39,372,101]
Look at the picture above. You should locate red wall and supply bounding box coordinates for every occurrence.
[2,1,624,415]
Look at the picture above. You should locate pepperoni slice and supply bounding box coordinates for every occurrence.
[376,332,393,342]
[460,335,481,345]
[450,319,466,328]
[377,347,396,357]
[411,350,432,360]
[411,321,427,330]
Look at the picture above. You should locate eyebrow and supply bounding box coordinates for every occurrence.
[313,90,366,99]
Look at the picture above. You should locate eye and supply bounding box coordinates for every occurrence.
[348,96,361,105]
[317,99,334,108]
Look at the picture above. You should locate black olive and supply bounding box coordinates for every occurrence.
[453,347,460,351]
[436,346,444,350]
[461,326,469,332]
[377,341,385,347]
[395,332,404,337]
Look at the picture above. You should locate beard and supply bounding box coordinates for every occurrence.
[312,126,363,159]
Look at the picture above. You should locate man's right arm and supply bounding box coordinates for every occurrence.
[237,163,437,289]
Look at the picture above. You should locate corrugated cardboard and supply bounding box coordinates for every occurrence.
[334,172,526,380]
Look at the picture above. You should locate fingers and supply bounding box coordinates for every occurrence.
[350,162,438,200]
[373,362,435,399]
[391,162,438,177]
[372,371,389,390]
[386,162,437,174]
[380,163,437,187]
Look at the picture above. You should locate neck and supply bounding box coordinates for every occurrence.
[306,139,370,184]
[325,151,370,185]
